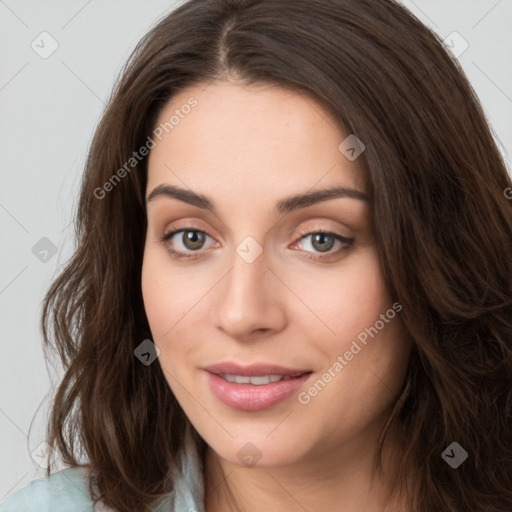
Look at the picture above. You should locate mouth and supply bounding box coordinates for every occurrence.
[217,374,299,385]
[203,362,313,411]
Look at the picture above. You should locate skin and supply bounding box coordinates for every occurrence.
[142,81,412,512]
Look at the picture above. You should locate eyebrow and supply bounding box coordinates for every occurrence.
[146,184,369,215]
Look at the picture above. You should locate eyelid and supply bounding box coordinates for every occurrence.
[293,225,353,243]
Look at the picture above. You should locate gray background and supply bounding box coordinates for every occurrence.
[1,0,511,499]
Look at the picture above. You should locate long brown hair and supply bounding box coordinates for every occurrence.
[41,0,512,510]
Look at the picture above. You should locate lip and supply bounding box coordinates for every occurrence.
[204,362,311,377]
[203,362,313,412]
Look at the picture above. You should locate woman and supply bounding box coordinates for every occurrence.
[2,0,511,511]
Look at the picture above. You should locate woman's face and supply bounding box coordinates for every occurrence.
[142,81,410,468]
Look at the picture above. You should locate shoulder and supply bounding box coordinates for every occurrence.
[0,467,96,512]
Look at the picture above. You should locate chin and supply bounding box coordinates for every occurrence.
[204,429,310,469]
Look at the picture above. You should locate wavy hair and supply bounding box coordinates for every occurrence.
[40,0,512,510]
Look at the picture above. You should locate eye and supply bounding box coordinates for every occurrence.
[160,229,216,259]
[159,227,354,261]
[292,230,354,260]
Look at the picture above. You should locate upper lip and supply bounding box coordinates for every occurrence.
[204,362,312,377]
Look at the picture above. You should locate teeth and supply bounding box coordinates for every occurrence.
[220,374,291,385]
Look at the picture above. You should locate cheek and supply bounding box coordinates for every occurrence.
[141,246,208,338]
[141,252,190,387]
[286,247,391,344]
[141,245,217,386]
[332,252,408,393]
[141,252,174,338]
[290,247,408,407]
[298,315,409,447]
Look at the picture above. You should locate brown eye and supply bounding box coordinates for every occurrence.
[160,228,216,260]
[310,233,336,252]
[180,230,206,250]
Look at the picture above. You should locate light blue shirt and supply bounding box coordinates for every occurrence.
[0,430,205,512]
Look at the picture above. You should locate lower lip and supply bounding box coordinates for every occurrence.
[206,371,312,411]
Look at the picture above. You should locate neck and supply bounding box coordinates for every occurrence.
[203,421,411,512]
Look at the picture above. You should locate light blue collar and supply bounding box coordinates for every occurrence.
[162,425,206,512]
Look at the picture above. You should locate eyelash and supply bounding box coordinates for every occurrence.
[159,228,354,261]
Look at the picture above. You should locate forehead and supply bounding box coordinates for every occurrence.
[147,81,366,198]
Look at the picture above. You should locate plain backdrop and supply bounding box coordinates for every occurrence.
[1,0,511,499]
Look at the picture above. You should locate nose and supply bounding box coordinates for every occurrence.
[213,246,287,341]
